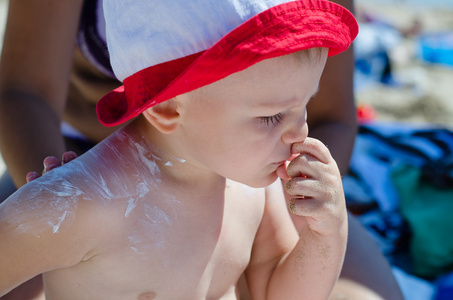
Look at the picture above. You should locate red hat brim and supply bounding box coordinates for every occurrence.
[97,0,358,127]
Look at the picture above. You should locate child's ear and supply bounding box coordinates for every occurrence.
[142,99,180,134]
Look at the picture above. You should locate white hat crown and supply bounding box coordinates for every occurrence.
[103,0,293,81]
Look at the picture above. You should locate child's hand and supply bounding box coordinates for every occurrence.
[284,137,346,236]
[25,151,78,183]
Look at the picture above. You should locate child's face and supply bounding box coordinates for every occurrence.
[176,49,328,187]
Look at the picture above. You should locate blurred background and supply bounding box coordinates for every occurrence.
[354,0,453,126]
[0,1,8,174]
[341,1,453,299]
[0,0,452,299]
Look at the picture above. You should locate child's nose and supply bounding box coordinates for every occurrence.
[281,119,308,145]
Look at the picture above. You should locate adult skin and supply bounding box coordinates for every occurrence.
[0,0,120,189]
[0,0,403,299]
[0,1,88,299]
[309,1,402,298]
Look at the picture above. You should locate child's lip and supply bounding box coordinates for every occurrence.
[275,154,298,165]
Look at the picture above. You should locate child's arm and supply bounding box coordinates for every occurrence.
[0,182,93,296]
[246,137,347,300]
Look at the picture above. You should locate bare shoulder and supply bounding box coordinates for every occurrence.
[0,163,104,294]
[0,156,117,248]
[0,140,132,259]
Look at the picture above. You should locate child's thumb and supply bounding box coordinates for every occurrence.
[276,161,291,181]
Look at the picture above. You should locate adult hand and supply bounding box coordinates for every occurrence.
[25,151,78,183]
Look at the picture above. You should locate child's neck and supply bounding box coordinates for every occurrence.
[123,118,225,190]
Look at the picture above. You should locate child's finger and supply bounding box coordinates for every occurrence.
[288,196,320,216]
[276,160,291,180]
[276,153,299,180]
[288,197,338,235]
[291,137,332,165]
[286,153,325,179]
[286,174,340,204]
[288,196,336,220]
[285,177,321,198]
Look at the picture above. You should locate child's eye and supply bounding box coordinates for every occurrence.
[259,113,283,126]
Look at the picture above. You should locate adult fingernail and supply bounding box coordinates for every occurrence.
[26,172,39,183]
[62,151,77,164]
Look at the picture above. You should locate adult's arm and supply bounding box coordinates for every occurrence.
[0,0,84,187]
[307,0,404,298]
[306,16,357,174]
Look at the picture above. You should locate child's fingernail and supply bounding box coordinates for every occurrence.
[286,181,291,191]
[288,199,296,213]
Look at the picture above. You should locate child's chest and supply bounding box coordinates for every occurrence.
[46,183,265,299]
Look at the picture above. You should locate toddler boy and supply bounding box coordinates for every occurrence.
[0,0,357,299]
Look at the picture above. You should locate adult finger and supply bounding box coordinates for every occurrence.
[62,151,78,164]
[42,156,61,175]
[26,171,40,183]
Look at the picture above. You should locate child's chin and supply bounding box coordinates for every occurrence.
[242,173,279,188]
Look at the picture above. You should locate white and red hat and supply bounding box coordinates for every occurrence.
[97,0,358,126]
